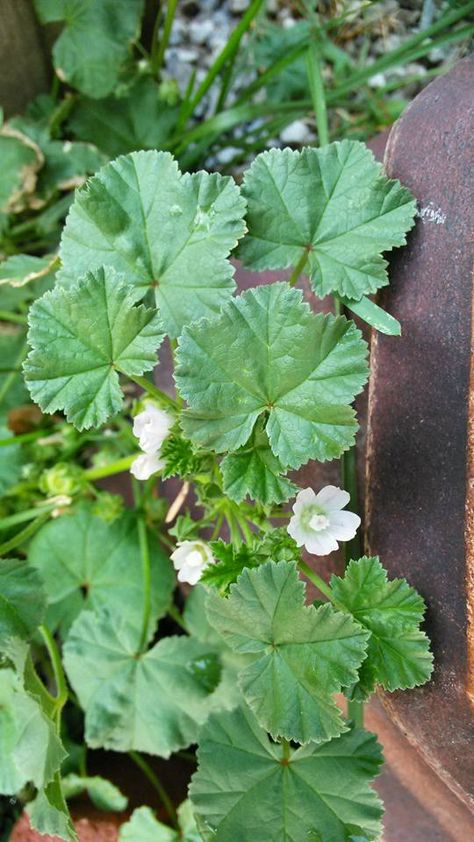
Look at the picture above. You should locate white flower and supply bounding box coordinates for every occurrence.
[171,540,215,586]
[133,404,173,455]
[130,452,165,481]
[287,486,361,556]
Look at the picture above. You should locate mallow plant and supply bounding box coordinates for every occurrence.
[0,140,433,841]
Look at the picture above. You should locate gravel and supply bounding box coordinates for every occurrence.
[160,0,471,170]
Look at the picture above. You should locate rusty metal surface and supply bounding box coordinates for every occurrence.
[365,55,474,809]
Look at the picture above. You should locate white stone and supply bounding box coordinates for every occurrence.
[280,119,311,145]
[189,19,215,45]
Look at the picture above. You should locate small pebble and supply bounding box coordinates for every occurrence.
[280,120,312,145]
[190,19,215,45]
[230,0,250,12]
[216,146,242,164]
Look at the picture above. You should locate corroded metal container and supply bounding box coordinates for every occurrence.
[365,54,474,824]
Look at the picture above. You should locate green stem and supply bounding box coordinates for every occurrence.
[341,444,362,563]
[281,738,291,763]
[133,481,152,654]
[168,602,188,632]
[235,511,252,543]
[347,698,364,728]
[226,510,241,547]
[306,44,329,146]
[0,310,28,325]
[0,502,58,532]
[297,559,333,602]
[0,511,51,555]
[210,513,224,541]
[0,338,27,408]
[25,653,56,714]
[129,751,178,827]
[288,250,309,287]
[39,625,68,724]
[0,428,54,447]
[126,374,178,410]
[151,0,178,76]
[83,453,137,481]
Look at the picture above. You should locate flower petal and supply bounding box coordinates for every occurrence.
[177,564,203,585]
[133,405,173,454]
[130,452,164,480]
[292,487,317,516]
[314,485,350,512]
[305,531,339,556]
[287,514,312,547]
[327,509,361,541]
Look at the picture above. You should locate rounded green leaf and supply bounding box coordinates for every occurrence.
[175,282,368,470]
[330,557,433,697]
[28,503,174,638]
[34,0,145,99]
[69,77,180,158]
[220,421,298,505]
[57,150,246,337]
[119,807,176,842]
[0,425,25,496]
[0,559,46,644]
[0,127,42,213]
[190,704,384,842]
[63,608,223,757]
[0,669,66,796]
[238,141,417,301]
[62,773,128,812]
[206,561,369,744]
[24,266,164,429]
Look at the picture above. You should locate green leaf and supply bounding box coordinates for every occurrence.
[57,150,246,337]
[0,331,29,416]
[339,295,401,337]
[184,584,248,713]
[10,116,106,201]
[0,425,25,495]
[69,76,180,158]
[160,429,210,480]
[119,806,176,842]
[34,0,145,98]
[330,557,433,698]
[220,420,298,505]
[62,774,128,812]
[0,253,57,289]
[28,503,174,638]
[0,559,46,644]
[27,781,76,842]
[254,527,300,565]
[201,542,260,594]
[190,704,384,842]
[238,141,416,300]
[176,282,368,470]
[0,668,66,795]
[119,801,200,842]
[206,561,369,743]
[0,126,42,213]
[63,608,222,757]
[24,266,164,429]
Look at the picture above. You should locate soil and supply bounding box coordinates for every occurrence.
[10,812,120,842]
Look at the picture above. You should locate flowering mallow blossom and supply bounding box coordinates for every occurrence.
[130,403,173,481]
[130,452,165,481]
[287,486,361,556]
[171,540,215,585]
[133,404,173,454]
